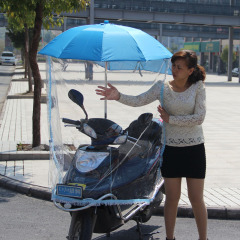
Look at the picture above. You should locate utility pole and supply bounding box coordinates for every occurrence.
[90,0,94,25]
[228,27,233,81]
[85,0,94,81]
[158,23,163,43]
[228,0,234,81]
[239,46,240,83]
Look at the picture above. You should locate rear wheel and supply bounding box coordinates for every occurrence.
[68,211,95,240]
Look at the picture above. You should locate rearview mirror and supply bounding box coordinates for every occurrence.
[68,89,84,107]
[68,89,88,119]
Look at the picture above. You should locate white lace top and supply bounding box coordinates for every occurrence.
[118,80,206,147]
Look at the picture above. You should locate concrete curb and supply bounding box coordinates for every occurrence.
[0,174,51,201]
[1,173,240,220]
[0,151,50,161]
[7,93,47,103]
[154,205,240,220]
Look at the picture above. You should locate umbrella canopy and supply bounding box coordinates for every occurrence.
[39,20,172,70]
[39,21,172,118]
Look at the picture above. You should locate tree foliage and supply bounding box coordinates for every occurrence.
[43,30,58,44]
[0,0,90,147]
[7,28,25,49]
[221,45,237,66]
[0,0,35,32]
[0,0,89,33]
[6,20,34,51]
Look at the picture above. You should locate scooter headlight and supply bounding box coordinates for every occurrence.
[83,123,97,139]
[113,135,128,144]
[75,150,109,173]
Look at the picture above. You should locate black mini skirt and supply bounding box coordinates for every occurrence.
[161,143,206,179]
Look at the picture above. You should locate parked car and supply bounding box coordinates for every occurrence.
[0,51,17,66]
[232,68,239,77]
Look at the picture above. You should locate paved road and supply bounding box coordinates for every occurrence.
[1,187,240,240]
[0,65,14,114]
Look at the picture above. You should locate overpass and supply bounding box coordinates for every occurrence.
[1,1,240,39]
[65,0,240,28]
[62,18,240,40]
[1,0,239,79]
[60,0,240,40]
[61,0,240,79]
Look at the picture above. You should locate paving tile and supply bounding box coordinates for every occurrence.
[204,188,236,207]
[217,188,240,206]
[1,64,240,210]
[0,161,7,175]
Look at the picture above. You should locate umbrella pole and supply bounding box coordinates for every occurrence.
[104,62,108,119]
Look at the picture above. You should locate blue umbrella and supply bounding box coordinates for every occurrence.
[39,20,172,117]
[39,20,172,62]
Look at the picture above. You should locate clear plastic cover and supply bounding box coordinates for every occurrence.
[45,57,166,206]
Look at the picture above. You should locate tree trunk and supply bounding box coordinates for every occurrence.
[22,48,26,78]
[24,24,32,93]
[24,48,27,79]
[29,2,43,147]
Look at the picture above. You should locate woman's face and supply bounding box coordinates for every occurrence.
[171,58,194,82]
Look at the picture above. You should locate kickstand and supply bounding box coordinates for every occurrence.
[136,219,143,240]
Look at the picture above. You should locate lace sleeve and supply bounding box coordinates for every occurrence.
[169,81,206,126]
[118,81,162,107]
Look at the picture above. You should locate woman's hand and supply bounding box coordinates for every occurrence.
[95,83,120,100]
[157,105,169,123]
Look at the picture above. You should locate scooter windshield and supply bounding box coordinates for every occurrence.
[45,58,165,206]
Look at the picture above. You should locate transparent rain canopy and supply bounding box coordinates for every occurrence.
[46,57,166,206]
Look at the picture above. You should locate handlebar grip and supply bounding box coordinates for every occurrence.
[127,136,138,142]
[62,118,80,125]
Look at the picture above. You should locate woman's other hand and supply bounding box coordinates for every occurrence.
[157,105,169,123]
[96,83,120,100]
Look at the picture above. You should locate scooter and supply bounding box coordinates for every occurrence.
[52,89,165,240]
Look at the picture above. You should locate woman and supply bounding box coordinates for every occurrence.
[96,50,208,240]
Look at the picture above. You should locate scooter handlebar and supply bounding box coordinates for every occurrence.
[127,136,138,143]
[62,118,81,126]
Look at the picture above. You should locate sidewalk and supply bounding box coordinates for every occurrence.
[0,64,240,220]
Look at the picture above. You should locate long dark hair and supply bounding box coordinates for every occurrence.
[171,50,206,84]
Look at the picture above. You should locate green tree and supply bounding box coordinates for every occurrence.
[1,0,89,147]
[0,28,7,53]
[221,45,237,67]
[7,23,34,92]
[1,1,35,87]
[7,28,25,49]
[43,30,57,44]
[170,43,178,54]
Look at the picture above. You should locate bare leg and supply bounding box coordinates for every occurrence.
[164,178,182,240]
[186,178,208,240]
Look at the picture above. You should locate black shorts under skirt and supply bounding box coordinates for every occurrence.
[161,143,206,179]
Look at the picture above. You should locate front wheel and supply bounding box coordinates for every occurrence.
[68,210,95,240]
